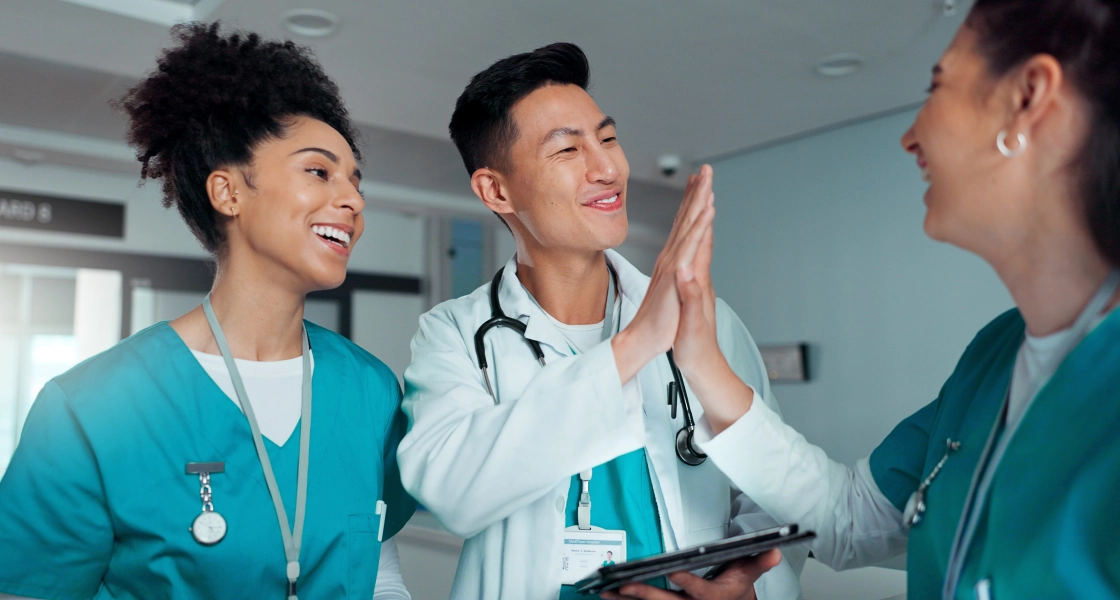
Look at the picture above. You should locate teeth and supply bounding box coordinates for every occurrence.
[594,195,619,204]
[312,225,351,247]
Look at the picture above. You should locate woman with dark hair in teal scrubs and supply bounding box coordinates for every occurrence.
[0,23,416,600]
[608,1,1120,599]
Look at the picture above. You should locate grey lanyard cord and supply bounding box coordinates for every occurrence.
[203,295,311,600]
[942,268,1120,599]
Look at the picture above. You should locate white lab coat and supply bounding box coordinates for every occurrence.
[398,250,806,600]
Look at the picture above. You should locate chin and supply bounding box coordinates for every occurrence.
[305,268,348,293]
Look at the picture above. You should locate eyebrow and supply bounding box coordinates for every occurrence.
[540,116,618,146]
[291,147,362,181]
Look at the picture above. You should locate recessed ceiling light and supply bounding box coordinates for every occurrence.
[282,8,340,38]
[815,53,864,78]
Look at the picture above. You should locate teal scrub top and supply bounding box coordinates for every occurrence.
[869,308,1120,599]
[0,322,417,600]
[559,448,665,599]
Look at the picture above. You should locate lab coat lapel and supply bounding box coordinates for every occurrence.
[610,251,687,551]
[499,254,601,357]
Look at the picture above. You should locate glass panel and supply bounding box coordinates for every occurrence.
[0,274,21,328]
[0,335,19,475]
[450,219,485,298]
[29,277,76,330]
[130,288,205,335]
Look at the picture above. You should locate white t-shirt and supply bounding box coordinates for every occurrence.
[191,350,307,446]
[1007,312,1108,430]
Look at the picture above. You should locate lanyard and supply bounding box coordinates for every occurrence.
[941,269,1120,599]
[520,263,618,530]
[203,296,312,600]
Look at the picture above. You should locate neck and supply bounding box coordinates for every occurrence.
[205,253,307,361]
[988,223,1114,337]
[515,246,610,325]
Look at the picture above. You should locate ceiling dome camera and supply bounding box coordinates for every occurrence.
[658,154,682,178]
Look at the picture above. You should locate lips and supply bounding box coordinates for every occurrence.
[312,224,352,253]
[582,190,623,212]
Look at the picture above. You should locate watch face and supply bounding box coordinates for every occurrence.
[191,511,227,546]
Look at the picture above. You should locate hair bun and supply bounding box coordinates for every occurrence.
[118,22,357,253]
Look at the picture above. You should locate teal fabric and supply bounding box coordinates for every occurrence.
[869,308,1120,599]
[559,448,666,599]
[0,322,417,600]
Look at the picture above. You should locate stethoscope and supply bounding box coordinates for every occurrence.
[473,265,708,466]
[903,269,1120,530]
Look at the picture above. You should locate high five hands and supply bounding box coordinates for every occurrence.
[609,165,770,600]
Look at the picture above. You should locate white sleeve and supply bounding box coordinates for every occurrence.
[397,307,646,539]
[695,399,908,571]
[372,537,410,600]
[712,300,809,598]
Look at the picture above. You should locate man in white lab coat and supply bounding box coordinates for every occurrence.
[397,42,806,600]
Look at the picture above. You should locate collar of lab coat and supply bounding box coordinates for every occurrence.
[495,249,650,356]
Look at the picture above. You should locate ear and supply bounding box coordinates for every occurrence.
[470,168,516,219]
[206,169,243,218]
[1007,54,1064,131]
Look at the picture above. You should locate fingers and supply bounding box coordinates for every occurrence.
[663,166,714,259]
[693,216,714,288]
[613,583,687,600]
[669,550,783,598]
[674,205,714,276]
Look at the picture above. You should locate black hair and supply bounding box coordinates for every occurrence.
[968,0,1120,266]
[448,42,590,176]
[118,22,360,253]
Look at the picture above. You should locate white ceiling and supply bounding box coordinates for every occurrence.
[0,0,967,228]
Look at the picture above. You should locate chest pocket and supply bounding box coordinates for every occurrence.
[348,513,383,599]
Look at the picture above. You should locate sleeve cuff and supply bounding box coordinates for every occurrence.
[694,384,770,450]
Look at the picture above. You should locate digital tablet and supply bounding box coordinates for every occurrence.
[574,524,815,595]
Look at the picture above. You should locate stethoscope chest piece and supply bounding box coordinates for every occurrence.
[675,427,707,466]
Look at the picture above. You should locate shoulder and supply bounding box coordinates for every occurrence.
[947,307,1024,381]
[50,323,176,403]
[306,322,397,387]
[416,284,492,341]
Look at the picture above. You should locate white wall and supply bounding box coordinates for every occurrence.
[710,109,1013,467]
[0,157,425,276]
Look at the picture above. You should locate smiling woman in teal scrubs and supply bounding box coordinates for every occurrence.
[0,23,415,600]
[609,1,1120,600]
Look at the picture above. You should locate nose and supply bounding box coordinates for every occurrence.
[337,180,365,215]
[585,139,620,184]
[901,122,920,155]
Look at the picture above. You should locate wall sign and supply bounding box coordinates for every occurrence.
[758,343,810,382]
[0,188,125,238]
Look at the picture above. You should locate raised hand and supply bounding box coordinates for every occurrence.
[612,165,715,384]
[671,183,756,434]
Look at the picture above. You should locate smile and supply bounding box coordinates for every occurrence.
[312,225,351,249]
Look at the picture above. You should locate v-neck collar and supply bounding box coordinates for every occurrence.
[137,321,343,495]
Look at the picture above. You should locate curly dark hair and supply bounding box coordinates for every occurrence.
[118,22,360,253]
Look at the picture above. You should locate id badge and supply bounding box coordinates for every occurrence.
[559,526,627,585]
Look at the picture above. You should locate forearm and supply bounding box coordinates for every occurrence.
[680,356,755,434]
[698,401,907,570]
